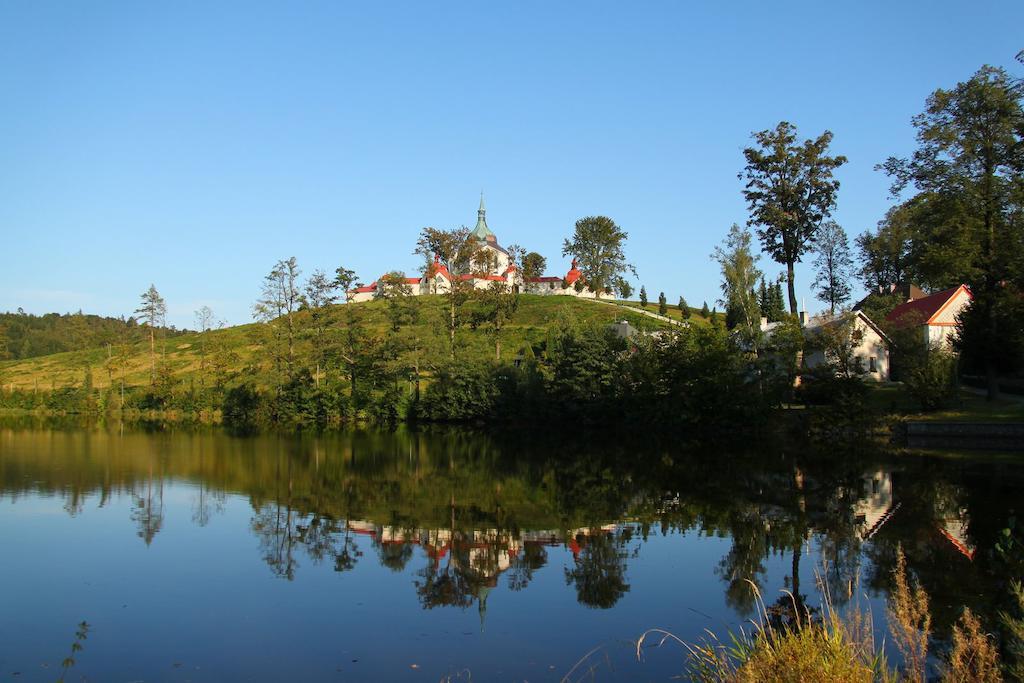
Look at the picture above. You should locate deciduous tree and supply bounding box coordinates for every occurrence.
[562,216,636,297]
[741,121,847,315]
[812,221,854,315]
[253,257,303,379]
[713,224,762,344]
[880,65,1024,398]
[414,226,485,360]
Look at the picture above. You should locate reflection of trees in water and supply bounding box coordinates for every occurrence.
[130,472,164,546]
[7,423,1024,632]
[508,543,547,591]
[565,527,633,609]
[715,507,770,616]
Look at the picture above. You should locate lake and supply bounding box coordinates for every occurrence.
[1,421,1022,681]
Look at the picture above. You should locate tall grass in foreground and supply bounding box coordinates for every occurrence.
[634,546,1017,682]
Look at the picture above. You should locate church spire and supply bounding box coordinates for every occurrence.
[470,191,495,242]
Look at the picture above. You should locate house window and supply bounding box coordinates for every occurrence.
[869,356,877,372]
[549,282,555,290]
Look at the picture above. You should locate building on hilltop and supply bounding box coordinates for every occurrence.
[347,195,615,303]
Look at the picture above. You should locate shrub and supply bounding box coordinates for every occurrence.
[903,348,958,411]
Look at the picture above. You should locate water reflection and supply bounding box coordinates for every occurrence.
[1,420,1022,647]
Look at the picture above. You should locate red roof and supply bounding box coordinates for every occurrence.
[528,276,562,283]
[886,285,971,326]
[564,258,582,285]
[352,282,377,293]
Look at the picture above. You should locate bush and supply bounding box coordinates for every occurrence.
[903,348,958,411]
[419,362,498,421]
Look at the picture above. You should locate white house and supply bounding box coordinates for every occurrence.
[347,195,614,303]
[885,284,972,349]
[800,310,891,382]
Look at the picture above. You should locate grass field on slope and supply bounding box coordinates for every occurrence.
[0,295,670,391]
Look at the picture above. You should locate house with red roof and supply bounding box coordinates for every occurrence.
[347,195,614,302]
[885,284,972,349]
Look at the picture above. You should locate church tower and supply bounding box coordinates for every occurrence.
[470,192,497,244]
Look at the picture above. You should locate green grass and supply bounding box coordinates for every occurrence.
[867,384,1024,423]
[615,299,719,324]
[0,295,670,391]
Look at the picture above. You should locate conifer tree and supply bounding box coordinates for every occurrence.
[639,286,648,308]
[701,301,710,318]
[678,295,690,319]
[135,284,166,384]
[658,292,667,317]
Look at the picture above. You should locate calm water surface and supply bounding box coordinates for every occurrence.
[1,422,1022,681]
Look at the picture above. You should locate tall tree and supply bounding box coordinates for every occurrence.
[880,65,1024,399]
[414,226,485,360]
[194,305,217,387]
[856,202,917,292]
[135,285,166,384]
[253,257,303,379]
[334,266,357,303]
[562,216,636,297]
[812,221,854,315]
[658,292,668,317]
[474,280,520,361]
[741,121,847,314]
[639,286,648,308]
[304,269,338,387]
[713,224,762,343]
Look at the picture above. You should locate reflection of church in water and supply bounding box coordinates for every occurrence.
[345,521,620,626]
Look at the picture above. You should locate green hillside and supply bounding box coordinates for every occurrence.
[0,295,672,392]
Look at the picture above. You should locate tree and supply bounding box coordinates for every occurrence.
[812,221,853,315]
[303,269,338,387]
[741,121,847,315]
[856,202,917,292]
[713,224,762,343]
[474,280,520,361]
[639,286,648,308]
[414,226,485,360]
[194,306,217,387]
[135,285,166,384]
[562,216,636,297]
[658,292,667,317]
[521,251,547,286]
[678,295,690,319]
[618,281,634,300]
[880,65,1024,399]
[253,257,303,379]
[334,266,357,303]
[701,301,710,318]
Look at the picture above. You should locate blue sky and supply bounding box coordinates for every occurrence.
[1,1,1021,328]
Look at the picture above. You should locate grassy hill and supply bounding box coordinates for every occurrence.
[0,295,675,392]
[616,300,721,324]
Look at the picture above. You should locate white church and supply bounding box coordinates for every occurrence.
[347,196,614,303]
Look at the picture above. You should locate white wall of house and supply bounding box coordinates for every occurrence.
[804,312,890,382]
